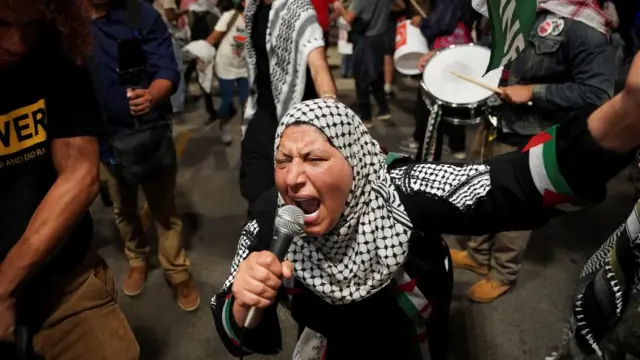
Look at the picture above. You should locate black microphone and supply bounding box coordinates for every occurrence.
[243,205,304,329]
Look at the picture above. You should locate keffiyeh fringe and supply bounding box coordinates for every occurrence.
[550,200,640,359]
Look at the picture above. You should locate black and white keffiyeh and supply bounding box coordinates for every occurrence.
[548,200,640,360]
[274,99,414,305]
[243,0,325,125]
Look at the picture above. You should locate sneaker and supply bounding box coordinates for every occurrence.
[450,249,489,276]
[398,138,419,154]
[376,111,392,121]
[173,278,200,312]
[220,125,232,145]
[123,265,147,296]
[468,277,511,303]
[451,152,467,160]
[384,84,393,99]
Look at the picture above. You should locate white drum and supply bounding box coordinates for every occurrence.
[421,44,503,125]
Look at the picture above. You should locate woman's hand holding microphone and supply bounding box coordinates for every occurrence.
[231,251,294,326]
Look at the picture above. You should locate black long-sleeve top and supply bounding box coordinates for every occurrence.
[417,0,469,45]
[211,114,634,360]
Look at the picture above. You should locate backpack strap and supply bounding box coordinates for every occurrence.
[223,11,241,41]
[126,0,144,37]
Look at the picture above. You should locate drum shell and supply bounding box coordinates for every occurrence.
[420,82,488,125]
[420,43,502,126]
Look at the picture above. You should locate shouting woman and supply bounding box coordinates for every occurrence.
[211,51,640,358]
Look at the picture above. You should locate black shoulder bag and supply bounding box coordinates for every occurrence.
[107,0,177,185]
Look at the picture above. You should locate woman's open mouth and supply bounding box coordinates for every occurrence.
[293,198,321,224]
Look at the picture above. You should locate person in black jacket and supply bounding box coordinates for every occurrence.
[398,0,471,160]
[211,57,640,357]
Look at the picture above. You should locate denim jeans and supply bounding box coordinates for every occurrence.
[218,77,249,119]
[341,54,354,77]
[170,39,186,113]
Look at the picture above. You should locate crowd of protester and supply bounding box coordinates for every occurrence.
[1,0,640,359]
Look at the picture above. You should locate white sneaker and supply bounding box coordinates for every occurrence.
[398,138,419,154]
[220,125,232,145]
[376,111,392,121]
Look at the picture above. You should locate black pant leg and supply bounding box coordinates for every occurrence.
[371,72,389,114]
[412,87,430,142]
[239,109,278,205]
[443,122,466,153]
[354,70,373,121]
[203,91,217,120]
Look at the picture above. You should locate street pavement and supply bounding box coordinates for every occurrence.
[90,47,638,360]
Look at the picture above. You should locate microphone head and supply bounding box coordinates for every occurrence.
[276,205,305,235]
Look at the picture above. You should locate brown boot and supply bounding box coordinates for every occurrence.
[123,265,147,296]
[450,249,489,276]
[173,278,200,312]
[468,277,510,303]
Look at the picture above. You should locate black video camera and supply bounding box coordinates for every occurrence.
[117,37,147,88]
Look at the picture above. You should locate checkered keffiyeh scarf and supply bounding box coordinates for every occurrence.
[472,0,609,35]
[538,0,609,35]
[274,99,414,305]
[547,200,640,360]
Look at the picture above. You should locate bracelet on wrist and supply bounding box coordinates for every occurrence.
[320,93,337,100]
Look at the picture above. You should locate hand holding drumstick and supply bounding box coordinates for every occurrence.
[449,70,533,106]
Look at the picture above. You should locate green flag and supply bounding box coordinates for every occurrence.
[477,0,538,74]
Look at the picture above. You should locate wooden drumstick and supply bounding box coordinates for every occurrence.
[449,70,503,94]
[409,0,427,17]
[448,70,533,106]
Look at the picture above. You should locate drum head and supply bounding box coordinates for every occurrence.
[422,44,503,106]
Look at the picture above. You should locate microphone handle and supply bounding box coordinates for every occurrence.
[243,228,294,329]
[244,307,262,329]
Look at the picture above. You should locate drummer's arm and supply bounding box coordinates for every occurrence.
[333,1,357,24]
[391,0,406,12]
[417,1,459,39]
[529,24,615,111]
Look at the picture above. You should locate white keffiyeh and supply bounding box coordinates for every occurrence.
[243,0,325,126]
[274,99,414,305]
[538,0,609,35]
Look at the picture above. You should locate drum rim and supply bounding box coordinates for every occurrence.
[420,82,490,109]
[421,43,499,108]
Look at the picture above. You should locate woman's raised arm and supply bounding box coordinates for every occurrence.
[393,52,640,236]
